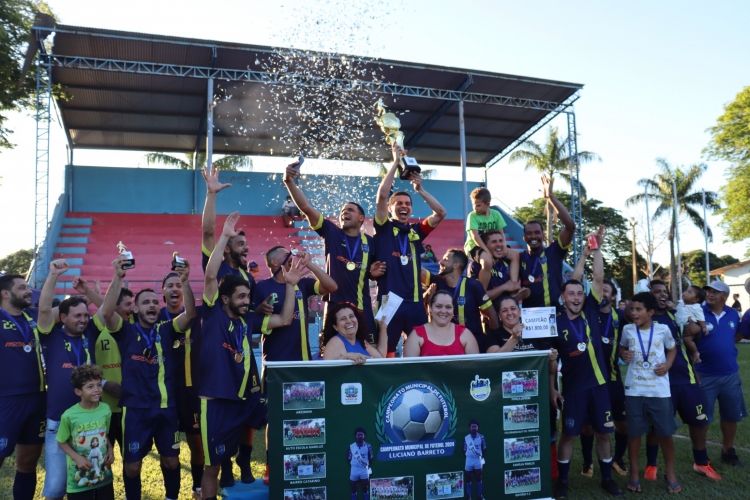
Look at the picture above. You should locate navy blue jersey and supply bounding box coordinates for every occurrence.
[199,292,263,401]
[102,316,180,409]
[0,308,44,396]
[39,324,93,420]
[423,271,492,346]
[520,238,569,308]
[468,258,512,310]
[202,244,256,290]
[253,277,320,362]
[158,307,202,389]
[598,308,623,382]
[551,291,609,395]
[312,216,375,314]
[373,218,433,303]
[652,311,698,386]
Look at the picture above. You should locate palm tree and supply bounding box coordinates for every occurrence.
[626,158,719,301]
[142,152,252,171]
[508,126,600,243]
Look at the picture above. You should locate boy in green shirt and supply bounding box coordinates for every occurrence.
[464,187,507,273]
[57,364,114,499]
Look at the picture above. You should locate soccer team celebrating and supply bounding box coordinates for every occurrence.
[0,142,747,499]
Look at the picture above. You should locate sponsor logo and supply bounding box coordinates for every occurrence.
[101,363,121,369]
[469,375,491,402]
[295,290,303,300]
[0,438,7,450]
[566,418,575,428]
[341,383,362,405]
[216,444,225,456]
[129,442,139,454]
[457,297,466,306]
[729,321,736,329]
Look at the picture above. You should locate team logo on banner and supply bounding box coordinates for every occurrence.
[376,381,457,461]
[470,375,491,401]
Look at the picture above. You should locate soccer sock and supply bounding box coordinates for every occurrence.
[162,465,181,499]
[614,431,628,463]
[204,497,217,500]
[646,444,659,467]
[693,448,709,466]
[13,471,36,500]
[123,472,142,500]
[363,492,369,500]
[221,457,233,477]
[599,458,612,482]
[237,443,253,467]
[558,460,570,483]
[580,434,594,465]
[351,493,357,500]
[190,462,204,490]
[466,481,472,495]
[477,481,483,496]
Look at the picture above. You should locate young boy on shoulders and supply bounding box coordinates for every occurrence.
[464,187,507,274]
[619,292,679,494]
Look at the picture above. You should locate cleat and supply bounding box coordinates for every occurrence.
[580,463,594,477]
[721,448,745,467]
[612,460,629,476]
[601,478,623,497]
[644,465,658,481]
[693,462,722,480]
[553,480,569,499]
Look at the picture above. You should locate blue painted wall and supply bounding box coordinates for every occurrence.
[68,166,480,220]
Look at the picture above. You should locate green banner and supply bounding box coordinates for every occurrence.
[267,352,551,500]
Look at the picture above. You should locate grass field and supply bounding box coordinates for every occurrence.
[2,345,750,499]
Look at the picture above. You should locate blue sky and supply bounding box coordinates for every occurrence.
[1,0,749,266]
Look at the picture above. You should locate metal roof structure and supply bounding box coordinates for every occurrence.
[27,14,582,168]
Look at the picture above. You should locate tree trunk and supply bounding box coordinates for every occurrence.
[669,222,678,303]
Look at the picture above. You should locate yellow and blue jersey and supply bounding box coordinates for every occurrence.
[520,239,569,308]
[598,308,623,383]
[468,258,512,310]
[373,218,433,304]
[158,306,202,389]
[0,308,44,397]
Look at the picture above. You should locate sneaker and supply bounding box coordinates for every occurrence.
[553,480,569,499]
[601,478,623,497]
[580,463,594,477]
[262,464,270,484]
[644,465,658,481]
[612,460,629,476]
[693,462,722,481]
[192,487,202,499]
[721,447,745,467]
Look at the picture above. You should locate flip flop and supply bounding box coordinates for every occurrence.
[664,475,681,494]
[627,480,642,493]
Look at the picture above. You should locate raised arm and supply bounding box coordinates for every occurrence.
[100,257,127,332]
[411,173,447,228]
[204,212,241,301]
[38,260,70,331]
[173,260,196,332]
[201,164,233,253]
[283,162,322,225]
[375,144,403,224]
[299,252,338,295]
[263,258,304,330]
[71,277,104,308]
[591,242,604,301]
[542,175,575,248]
[570,243,591,282]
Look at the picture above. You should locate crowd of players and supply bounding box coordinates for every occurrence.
[284,423,323,441]
[505,469,541,490]
[505,439,539,462]
[284,384,324,405]
[283,455,325,478]
[371,481,412,499]
[502,378,538,394]
[504,407,539,425]
[1,141,748,500]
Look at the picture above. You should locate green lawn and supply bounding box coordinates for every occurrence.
[2,345,749,498]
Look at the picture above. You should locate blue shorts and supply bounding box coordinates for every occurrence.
[42,418,67,498]
[350,467,369,481]
[201,392,267,466]
[670,383,709,427]
[699,372,748,424]
[625,396,677,437]
[465,456,483,470]
[121,406,180,462]
[608,379,627,422]
[381,300,427,353]
[562,384,614,436]
[176,384,201,435]
[0,392,46,458]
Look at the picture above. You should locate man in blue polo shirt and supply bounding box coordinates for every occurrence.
[374,143,447,356]
[697,280,747,467]
[100,255,196,500]
[0,273,45,500]
[520,175,576,309]
[421,248,499,352]
[282,161,385,343]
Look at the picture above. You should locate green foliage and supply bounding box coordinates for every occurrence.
[143,152,252,171]
[704,86,750,165]
[715,162,750,256]
[0,248,33,275]
[0,1,55,150]
[680,249,739,287]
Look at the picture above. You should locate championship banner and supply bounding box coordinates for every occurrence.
[267,352,552,500]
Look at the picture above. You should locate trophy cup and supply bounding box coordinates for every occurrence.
[171,252,186,271]
[375,98,421,180]
[117,241,135,270]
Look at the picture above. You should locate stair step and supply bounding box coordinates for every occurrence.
[63,217,93,225]
[54,247,86,254]
[60,227,91,234]
[58,237,89,244]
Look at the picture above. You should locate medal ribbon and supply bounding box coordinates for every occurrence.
[135,323,156,355]
[525,249,551,306]
[602,311,613,341]
[637,322,655,366]
[398,232,409,261]
[64,332,90,366]
[163,307,184,321]
[356,232,369,310]
[493,259,508,278]
[344,234,361,268]
[0,309,31,344]
[568,316,587,345]
[452,277,466,325]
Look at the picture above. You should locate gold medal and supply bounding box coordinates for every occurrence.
[235,352,243,363]
[173,340,180,349]
[346,262,356,271]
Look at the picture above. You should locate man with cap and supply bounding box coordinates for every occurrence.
[696,280,747,466]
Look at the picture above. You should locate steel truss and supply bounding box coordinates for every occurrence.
[34,51,52,284]
[566,111,583,263]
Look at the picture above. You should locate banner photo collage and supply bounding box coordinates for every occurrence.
[267,352,551,500]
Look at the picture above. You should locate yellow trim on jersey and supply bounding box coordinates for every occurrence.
[314,281,321,295]
[155,322,169,408]
[21,311,45,391]
[203,291,219,307]
[121,408,127,459]
[239,332,251,400]
[356,232,369,310]
[200,399,212,465]
[261,315,272,335]
[183,327,193,387]
[202,243,211,257]
[296,285,310,361]
[310,214,325,231]
[479,299,493,311]
[608,309,620,382]
[410,241,419,302]
[374,214,387,226]
[557,234,572,251]
[580,310,606,386]
[457,278,467,326]
[668,311,696,384]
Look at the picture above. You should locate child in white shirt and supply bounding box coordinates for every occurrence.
[677,285,707,364]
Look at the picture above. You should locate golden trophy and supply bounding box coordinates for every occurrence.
[117,241,135,270]
[171,251,186,271]
[375,98,421,180]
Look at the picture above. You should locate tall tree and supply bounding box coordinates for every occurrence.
[703,86,750,256]
[626,159,719,301]
[680,249,739,288]
[143,152,252,171]
[508,126,600,243]
[0,248,33,275]
[0,1,55,150]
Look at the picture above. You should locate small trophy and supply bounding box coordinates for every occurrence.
[117,241,135,270]
[375,99,421,180]
[171,252,186,271]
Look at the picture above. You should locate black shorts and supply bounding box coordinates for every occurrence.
[201,392,267,466]
[122,407,180,462]
[108,411,122,450]
[671,383,709,427]
[0,392,46,458]
[562,384,614,436]
[608,379,627,422]
[176,385,201,435]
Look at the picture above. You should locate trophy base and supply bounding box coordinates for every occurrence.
[398,156,421,180]
[121,259,135,270]
[171,257,186,271]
